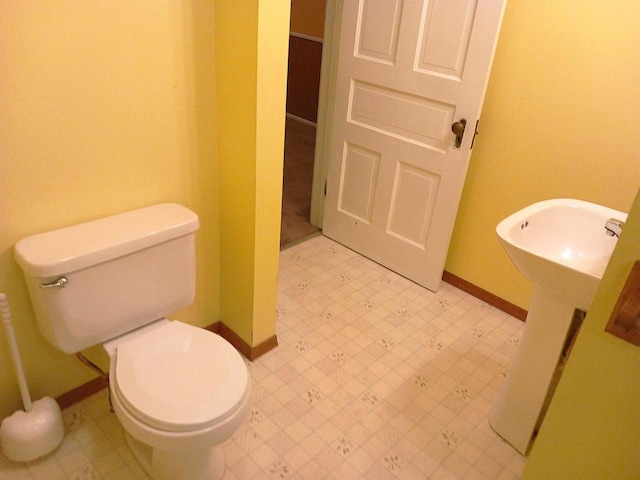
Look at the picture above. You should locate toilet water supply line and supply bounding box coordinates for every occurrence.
[76,352,113,412]
[0,293,34,412]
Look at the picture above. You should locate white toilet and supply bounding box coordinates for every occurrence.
[14,203,251,480]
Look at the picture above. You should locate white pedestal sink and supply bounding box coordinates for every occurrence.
[489,199,627,454]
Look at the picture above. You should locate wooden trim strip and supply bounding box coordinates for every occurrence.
[56,376,108,410]
[286,112,317,128]
[250,335,279,361]
[442,270,528,322]
[216,322,279,361]
[216,322,252,360]
[289,31,323,43]
[203,321,220,334]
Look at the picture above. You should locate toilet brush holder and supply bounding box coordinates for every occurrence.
[0,293,64,462]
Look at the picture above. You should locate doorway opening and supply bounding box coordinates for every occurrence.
[280,23,325,248]
[281,117,320,247]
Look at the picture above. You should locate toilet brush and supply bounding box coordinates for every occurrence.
[0,293,64,462]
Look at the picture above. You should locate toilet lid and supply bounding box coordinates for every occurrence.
[114,321,249,432]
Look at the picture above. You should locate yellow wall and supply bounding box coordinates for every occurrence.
[447,2,640,473]
[0,1,219,420]
[254,0,291,343]
[215,0,289,346]
[1,2,636,467]
[290,0,325,39]
[0,0,287,421]
[523,188,640,478]
[215,1,259,344]
[446,0,640,309]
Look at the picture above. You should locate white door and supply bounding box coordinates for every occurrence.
[322,0,507,291]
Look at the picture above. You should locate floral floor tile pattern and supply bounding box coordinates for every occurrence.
[0,235,525,479]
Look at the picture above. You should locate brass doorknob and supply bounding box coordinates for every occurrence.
[451,119,467,148]
[451,121,466,136]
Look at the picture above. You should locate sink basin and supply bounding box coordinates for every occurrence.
[489,198,627,454]
[497,198,627,310]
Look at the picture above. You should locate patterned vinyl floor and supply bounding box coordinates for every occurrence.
[1,235,526,480]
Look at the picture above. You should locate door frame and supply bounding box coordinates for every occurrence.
[309,0,339,229]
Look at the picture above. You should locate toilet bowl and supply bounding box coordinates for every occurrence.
[104,320,251,480]
[14,203,251,480]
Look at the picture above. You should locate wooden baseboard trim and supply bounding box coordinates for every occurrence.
[286,113,317,129]
[203,321,221,334]
[215,322,279,361]
[56,376,108,410]
[250,335,279,360]
[290,31,323,44]
[442,270,527,322]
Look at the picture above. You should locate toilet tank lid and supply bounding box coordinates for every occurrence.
[15,204,199,278]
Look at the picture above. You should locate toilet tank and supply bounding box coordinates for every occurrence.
[14,204,199,354]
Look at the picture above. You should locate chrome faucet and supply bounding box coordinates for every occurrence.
[604,218,624,237]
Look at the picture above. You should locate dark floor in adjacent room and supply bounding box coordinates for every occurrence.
[281,118,320,248]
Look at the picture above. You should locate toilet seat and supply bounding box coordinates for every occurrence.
[111,321,249,433]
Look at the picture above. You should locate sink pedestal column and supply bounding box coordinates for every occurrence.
[489,286,577,454]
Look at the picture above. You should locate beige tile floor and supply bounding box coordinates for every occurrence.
[0,235,526,479]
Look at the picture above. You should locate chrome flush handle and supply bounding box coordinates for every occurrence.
[40,277,69,289]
